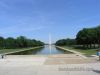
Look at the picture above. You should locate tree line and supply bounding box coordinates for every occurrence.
[55,38,76,46]
[55,25,100,49]
[76,26,100,48]
[0,36,44,49]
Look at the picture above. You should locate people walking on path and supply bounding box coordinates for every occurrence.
[0,54,5,59]
[97,50,100,61]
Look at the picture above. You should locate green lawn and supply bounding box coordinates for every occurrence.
[0,47,42,54]
[62,46,98,56]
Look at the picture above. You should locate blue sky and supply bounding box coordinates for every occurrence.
[0,0,100,43]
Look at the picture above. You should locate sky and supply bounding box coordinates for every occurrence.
[0,0,100,43]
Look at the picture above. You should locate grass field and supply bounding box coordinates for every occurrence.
[0,47,42,54]
[62,46,98,56]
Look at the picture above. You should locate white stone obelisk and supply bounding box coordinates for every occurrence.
[49,34,51,45]
[49,34,52,54]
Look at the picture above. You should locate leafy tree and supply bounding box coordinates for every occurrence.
[55,39,66,46]
[55,39,76,46]
[0,36,44,49]
[16,36,28,48]
[0,37,5,48]
[76,25,100,48]
[95,26,100,47]
[56,25,100,49]
[5,37,16,49]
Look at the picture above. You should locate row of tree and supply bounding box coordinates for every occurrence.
[76,26,100,48]
[55,25,100,49]
[55,38,76,46]
[0,36,44,49]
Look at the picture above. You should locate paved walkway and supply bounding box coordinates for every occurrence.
[0,55,100,75]
[0,63,100,75]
